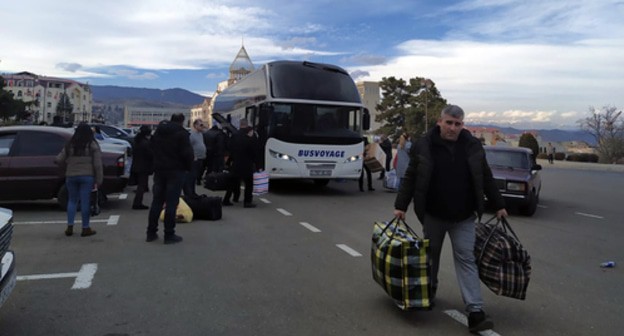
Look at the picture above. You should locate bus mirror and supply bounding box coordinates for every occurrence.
[363,108,371,130]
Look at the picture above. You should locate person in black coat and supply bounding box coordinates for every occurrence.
[359,137,375,192]
[222,125,260,208]
[131,125,153,210]
[146,114,193,244]
[378,134,393,179]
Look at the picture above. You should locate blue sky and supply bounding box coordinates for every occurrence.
[2,0,623,129]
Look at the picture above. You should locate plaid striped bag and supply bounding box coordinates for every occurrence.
[474,216,531,300]
[371,218,432,310]
[252,171,269,195]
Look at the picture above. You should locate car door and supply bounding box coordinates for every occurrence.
[8,130,67,200]
[0,132,18,200]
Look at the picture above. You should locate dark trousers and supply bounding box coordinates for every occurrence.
[359,164,373,190]
[204,155,225,175]
[132,172,150,207]
[147,170,185,237]
[183,159,203,197]
[224,173,253,204]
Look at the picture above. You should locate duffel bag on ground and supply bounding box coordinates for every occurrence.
[204,171,232,191]
[371,218,433,310]
[159,197,193,223]
[183,194,222,221]
[474,216,531,300]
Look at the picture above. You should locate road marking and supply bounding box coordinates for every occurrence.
[575,212,604,219]
[107,215,120,225]
[118,193,128,200]
[14,216,115,225]
[444,309,500,336]
[537,204,547,208]
[259,198,271,204]
[277,208,292,216]
[300,222,321,233]
[336,244,362,257]
[17,263,98,290]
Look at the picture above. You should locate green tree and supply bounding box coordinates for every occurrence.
[518,132,539,161]
[375,76,447,139]
[578,105,624,163]
[56,92,74,123]
[0,76,28,123]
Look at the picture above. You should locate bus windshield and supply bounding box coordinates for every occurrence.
[269,103,362,145]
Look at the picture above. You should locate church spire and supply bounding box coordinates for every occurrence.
[229,42,254,85]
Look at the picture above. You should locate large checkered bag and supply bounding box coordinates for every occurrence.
[371,218,433,310]
[252,171,269,195]
[474,216,531,300]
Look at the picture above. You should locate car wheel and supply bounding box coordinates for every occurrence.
[57,184,68,211]
[520,190,538,216]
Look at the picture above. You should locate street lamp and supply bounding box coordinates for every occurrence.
[420,78,433,134]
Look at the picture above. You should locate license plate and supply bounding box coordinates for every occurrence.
[310,170,331,177]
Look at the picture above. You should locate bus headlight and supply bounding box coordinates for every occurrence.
[269,149,297,162]
[344,155,361,163]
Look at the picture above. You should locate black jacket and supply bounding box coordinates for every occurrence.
[227,128,259,177]
[394,126,504,223]
[131,135,153,174]
[151,121,193,173]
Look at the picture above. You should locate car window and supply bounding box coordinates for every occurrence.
[486,150,529,169]
[0,133,17,157]
[14,131,67,156]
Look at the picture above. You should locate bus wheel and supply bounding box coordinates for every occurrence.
[313,179,330,187]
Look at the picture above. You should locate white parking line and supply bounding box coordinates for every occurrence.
[259,198,271,204]
[537,204,548,208]
[336,244,362,257]
[118,193,128,200]
[300,222,321,233]
[14,216,116,225]
[575,212,604,219]
[107,215,120,225]
[277,208,292,216]
[17,263,98,290]
[444,309,500,336]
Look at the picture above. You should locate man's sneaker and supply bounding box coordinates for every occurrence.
[80,228,97,237]
[164,234,183,245]
[468,310,493,333]
[146,233,158,242]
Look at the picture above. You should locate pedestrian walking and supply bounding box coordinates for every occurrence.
[131,125,153,210]
[359,136,375,192]
[222,122,260,208]
[146,114,193,244]
[394,133,412,190]
[547,142,555,164]
[393,105,508,333]
[183,119,206,198]
[378,134,392,179]
[55,123,103,237]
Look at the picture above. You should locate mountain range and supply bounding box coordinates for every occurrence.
[90,85,595,145]
[91,85,206,107]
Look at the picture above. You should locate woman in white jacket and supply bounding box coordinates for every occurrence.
[395,133,412,190]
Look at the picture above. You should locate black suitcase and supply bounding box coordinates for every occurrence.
[183,195,222,220]
[204,171,231,191]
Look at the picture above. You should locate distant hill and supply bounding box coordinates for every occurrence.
[468,124,596,146]
[91,85,206,107]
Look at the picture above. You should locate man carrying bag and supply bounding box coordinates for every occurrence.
[392,105,508,333]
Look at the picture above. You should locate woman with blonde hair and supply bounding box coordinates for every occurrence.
[56,123,103,237]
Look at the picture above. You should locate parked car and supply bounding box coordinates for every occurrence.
[0,125,129,209]
[0,207,16,309]
[484,146,542,216]
[89,123,134,143]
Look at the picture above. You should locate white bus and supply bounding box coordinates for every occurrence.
[212,60,371,186]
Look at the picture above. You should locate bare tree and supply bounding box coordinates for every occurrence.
[578,105,624,163]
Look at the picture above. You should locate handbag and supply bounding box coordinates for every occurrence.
[371,218,432,310]
[90,189,100,217]
[474,216,531,300]
[252,171,269,195]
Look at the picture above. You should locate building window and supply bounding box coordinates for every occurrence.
[47,102,52,108]
[17,91,22,97]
